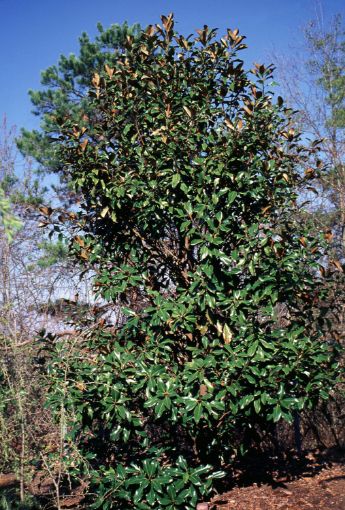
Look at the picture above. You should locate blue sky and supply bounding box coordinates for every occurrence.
[1,0,344,134]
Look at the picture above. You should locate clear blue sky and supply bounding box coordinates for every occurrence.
[1,0,344,133]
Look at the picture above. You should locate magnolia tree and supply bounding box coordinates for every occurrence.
[44,15,341,509]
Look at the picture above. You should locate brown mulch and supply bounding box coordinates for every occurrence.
[211,451,345,510]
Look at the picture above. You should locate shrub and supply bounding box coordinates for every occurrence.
[45,14,341,509]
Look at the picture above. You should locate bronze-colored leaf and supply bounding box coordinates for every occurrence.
[196,25,208,45]
[199,384,208,396]
[80,139,88,151]
[228,28,239,41]
[145,24,156,37]
[179,36,190,51]
[225,118,234,130]
[92,73,100,88]
[74,236,85,247]
[75,382,86,392]
[243,105,253,116]
[140,45,149,56]
[261,205,271,214]
[161,13,174,32]
[104,64,114,78]
[79,249,89,261]
[237,119,243,130]
[304,168,315,178]
[39,206,53,216]
[234,35,245,46]
[331,259,343,272]
[324,230,333,243]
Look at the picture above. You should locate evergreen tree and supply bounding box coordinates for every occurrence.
[44,16,341,509]
[305,14,345,252]
[275,13,345,255]
[306,14,345,130]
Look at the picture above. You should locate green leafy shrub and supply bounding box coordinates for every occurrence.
[45,14,342,509]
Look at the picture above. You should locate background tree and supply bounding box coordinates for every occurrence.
[17,21,141,202]
[43,15,342,509]
[274,11,345,255]
[273,10,345,447]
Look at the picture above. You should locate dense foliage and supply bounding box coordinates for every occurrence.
[44,15,341,509]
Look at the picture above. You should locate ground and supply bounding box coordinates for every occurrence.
[211,449,345,510]
[2,448,345,508]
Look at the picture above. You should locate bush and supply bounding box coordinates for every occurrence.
[45,14,341,509]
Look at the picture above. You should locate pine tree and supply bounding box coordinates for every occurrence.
[17,21,141,195]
